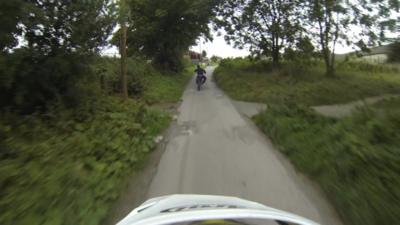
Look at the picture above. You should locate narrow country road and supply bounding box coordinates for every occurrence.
[146,67,343,225]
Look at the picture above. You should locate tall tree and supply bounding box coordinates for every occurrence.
[215,0,303,67]
[0,0,116,112]
[202,50,207,58]
[306,0,399,76]
[125,0,218,71]
[0,0,25,52]
[23,0,116,55]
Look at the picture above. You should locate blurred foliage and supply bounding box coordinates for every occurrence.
[215,0,302,66]
[141,65,194,104]
[283,36,317,71]
[0,49,99,113]
[0,1,197,225]
[215,57,400,225]
[92,56,194,104]
[0,0,25,51]
[210,55,223,64]
[0,0,116,113]
[0,55,192,224]
[214,58,400,105]
[0,96,170,225]
[253,98,400,225]
[215,0,398,76]
[92,57,150,96]
[388,41,400,63]
[336,60,400,74]
[121,0,217,71]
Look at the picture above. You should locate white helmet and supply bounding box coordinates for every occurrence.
[117,195,319,225]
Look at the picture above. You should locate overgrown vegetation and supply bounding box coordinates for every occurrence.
[0,0,115,113]
[141,68,193,104]
[253,98,400,225]
[0,55,193,224]
[0,0,202,224]
[0,97,170,225]
[93,57,194,104]
[0,0,397,224]
[121,0,218,71]
[214,58,400,105]
[215,57,400,225]
[388,41,400,63]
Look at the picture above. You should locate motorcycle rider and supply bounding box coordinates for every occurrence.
[194,64,207,84]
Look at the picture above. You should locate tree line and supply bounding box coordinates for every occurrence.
[215,0,399,76]
[0,0,218,113]
[0,0,398,114]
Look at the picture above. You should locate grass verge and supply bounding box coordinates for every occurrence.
[0,96,170,225]
[1,56,194,225]
[141,66,194,104]
[214,59,400,105]
[92,56,194,105]
[253,99,400,225]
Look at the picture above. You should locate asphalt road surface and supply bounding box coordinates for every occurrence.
[146,67,343,225]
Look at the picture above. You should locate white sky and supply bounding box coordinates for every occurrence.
[190,32,358,59]
[102,34,368,58]
[191,34,250,58]
[103,27,398,58]
[101,45,119,57]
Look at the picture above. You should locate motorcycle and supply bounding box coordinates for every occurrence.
[196,75,206,91]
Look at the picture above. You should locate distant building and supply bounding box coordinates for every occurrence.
[359,45,392,63]
[189,50,201,65]
[336,44,393,64]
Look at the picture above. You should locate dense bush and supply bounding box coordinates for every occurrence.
[124,0,216,72]
[0,50,99,113]
[337,60,399,74]
[0,96,170,225]
[92,57,150,96]
[0,0,115,113]
[388,42,400,63]
[0,56,192,225]
[254,100,400,225]
[92,56,194,104]
[218,58,274,73]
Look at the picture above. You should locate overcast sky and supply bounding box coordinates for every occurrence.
[191,34,250,58]
[190,32,359,58]
[103,28,399,58]
[103,33,370,58]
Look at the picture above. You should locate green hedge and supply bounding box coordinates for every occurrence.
[92,57,194,104]
[0,97,170,225]
[254,100,400,225]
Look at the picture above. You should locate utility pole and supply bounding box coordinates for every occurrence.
[199,38,202,62]
[119,0,128,100]
[120,22,128,99]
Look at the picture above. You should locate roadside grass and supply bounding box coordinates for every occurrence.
[214,59,400,105]
[0,58,194,225]
[141,66,194,104]
[92,57,194,105]
[215,58,400,225]
[253,99,400,225]
[0,96,170,225]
